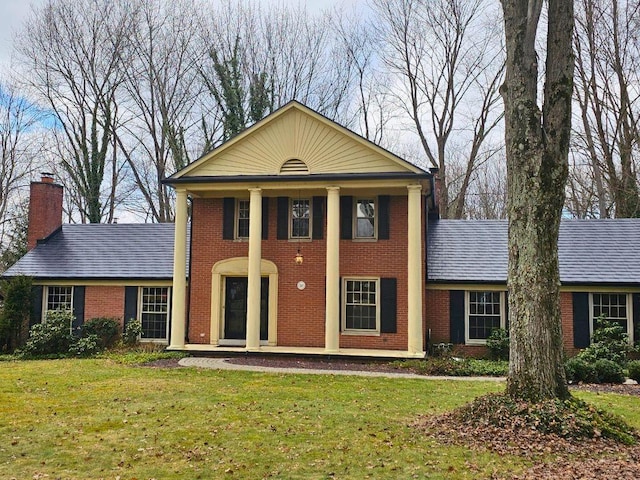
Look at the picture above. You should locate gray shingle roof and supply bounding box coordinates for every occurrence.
[3,224,189,280]
[427,219,640,285]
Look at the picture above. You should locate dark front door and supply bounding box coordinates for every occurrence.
[224,277,269,341]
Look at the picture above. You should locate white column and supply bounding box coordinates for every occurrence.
[246,188,262,351]
[407,184,424,355]
[169,188,188,349]
[325,186,340,353]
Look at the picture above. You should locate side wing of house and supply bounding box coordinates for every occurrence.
[165,101,435,358]
[3,224,186,343]
[426,219,640,357]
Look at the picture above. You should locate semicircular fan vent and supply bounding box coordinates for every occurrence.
[279,158,309,175]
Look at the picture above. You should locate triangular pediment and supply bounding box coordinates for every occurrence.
[170,102,424,179]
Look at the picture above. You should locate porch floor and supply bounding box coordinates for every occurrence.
[171,344,426,359]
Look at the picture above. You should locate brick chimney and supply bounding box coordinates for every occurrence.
[27,173,63,251]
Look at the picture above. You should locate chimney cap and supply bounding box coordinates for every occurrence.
[40,172,55,183]
[429,167,440,175]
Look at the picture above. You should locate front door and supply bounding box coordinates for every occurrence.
[224,277,268,341]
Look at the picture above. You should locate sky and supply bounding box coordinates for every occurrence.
[0,0,362,70]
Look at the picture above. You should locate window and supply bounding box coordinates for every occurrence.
[236,199,250,239]
[466,291,505,343]
[590,293,632,342]
[290,198,311,239]
[354,198,376,239]
[140,287,170,341]
[342,278,379,333]
[45,286,73,314]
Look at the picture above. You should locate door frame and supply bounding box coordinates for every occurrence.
[211,257,278,346]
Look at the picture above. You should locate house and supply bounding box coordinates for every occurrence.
[4,102,640,357]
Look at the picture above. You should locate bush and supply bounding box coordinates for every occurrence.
[565,357,598,383]
[0,276,33,351]
[123,318,142,345]
[391,357,508,377]
[18,310,75,357]
[594,359,625,384]
[69,334,101,357]
[578,315,631,367]
[82,317,120,349]
[627,360,640,383]
[486,328,509,360]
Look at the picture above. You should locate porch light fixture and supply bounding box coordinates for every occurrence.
[295,248,304,265]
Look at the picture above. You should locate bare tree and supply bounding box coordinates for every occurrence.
[115,0,204,222]
[331,5,396,145]
[16,0,133,223]
[501,0,574,401]
[198,0,358,143]
[571,0,640,218]
[372,0,505,218]
[0,80,42,256]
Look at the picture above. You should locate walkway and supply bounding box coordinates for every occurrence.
[178,357,506,381]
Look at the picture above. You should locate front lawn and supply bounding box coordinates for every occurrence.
[1,358,637,479]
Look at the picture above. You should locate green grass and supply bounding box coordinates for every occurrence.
[0,359,637,479]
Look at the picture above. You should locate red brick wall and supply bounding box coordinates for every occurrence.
[425,288,579,358]
[84,286,125,326]
[560,292,576,356]
[28,179,63,251]
[188,195,426,351]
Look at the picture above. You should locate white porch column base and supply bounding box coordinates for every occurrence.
[169,189,188,349]
[246,188,262,351]
[325,186,340,353]
[407,184,424,355]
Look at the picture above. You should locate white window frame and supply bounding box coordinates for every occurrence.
[43,285,74,320]
[138,286,171,343]
[341,277,380,335]
[235,198,250,240]
[465,290,506,345]
[353,197,377,240]
[289,198,312,240]
[589,292,633,344]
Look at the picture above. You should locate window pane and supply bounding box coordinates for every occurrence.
[355,199,375,238]
[291,199,310,238]
[592,293,628,334]
[344,280,378,331]
[141,287,169,340]
[47,286,73,312]
[468,291,502,340]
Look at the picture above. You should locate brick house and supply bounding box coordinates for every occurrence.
[4,102,640,357]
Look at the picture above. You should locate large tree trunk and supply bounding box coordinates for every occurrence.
[500,0,574,402]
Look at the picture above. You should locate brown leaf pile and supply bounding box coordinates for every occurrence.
[414,411,640,479]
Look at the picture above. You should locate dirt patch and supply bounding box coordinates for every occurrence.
[416,410,640,479]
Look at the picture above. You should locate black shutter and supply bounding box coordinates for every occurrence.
[380,278,397,333]
[573,292,590,348]
[450,290,465,344]
[262,197,269,240]
[312,196,324,240]
[340,196,352,239]
[633,293,640,346]
[72,286,85,332]
[378,195,390,240]
[504,291,509,332]
[277,197,289,240]
[30,285,43,327]
[337,277,342,332]
[222,197,235,240]
[124,286,139,328]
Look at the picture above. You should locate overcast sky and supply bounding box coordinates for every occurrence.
[0,0,362,70]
